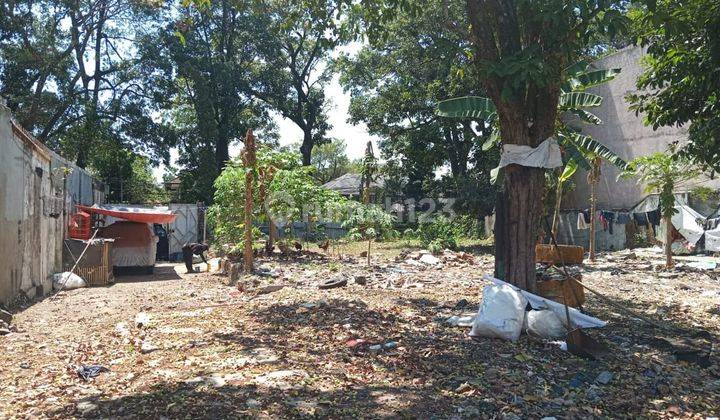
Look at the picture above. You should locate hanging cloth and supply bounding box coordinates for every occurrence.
[577,212,589,230]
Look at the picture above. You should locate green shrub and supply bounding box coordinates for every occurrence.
[418,216,459,250]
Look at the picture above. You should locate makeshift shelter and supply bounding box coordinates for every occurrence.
[78,205,176,274]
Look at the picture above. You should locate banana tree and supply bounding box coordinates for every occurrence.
[437,61,627,255]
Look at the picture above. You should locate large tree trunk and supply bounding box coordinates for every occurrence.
[300,129,313,166]
[494,165,543,293]
[216,135,230,172]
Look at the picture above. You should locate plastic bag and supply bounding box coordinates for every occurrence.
[525,309,566,339]
[470,284,527,342]
[52,272,86,290]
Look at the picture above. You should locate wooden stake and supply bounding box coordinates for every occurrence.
[243,129,256,274]
[588,157,601,262]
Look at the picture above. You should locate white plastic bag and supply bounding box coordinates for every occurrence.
[525,309,566,339]
[470,284,527,342]
[52,272,86,290]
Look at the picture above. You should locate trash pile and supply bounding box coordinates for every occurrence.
[396,249,475,268]
[455,276,606,356]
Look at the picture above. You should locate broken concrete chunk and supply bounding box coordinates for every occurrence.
[419,254,440,265]
[0,308,12,325]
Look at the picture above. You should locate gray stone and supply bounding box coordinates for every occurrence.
[595,371,613,385]
[0,308,11,325]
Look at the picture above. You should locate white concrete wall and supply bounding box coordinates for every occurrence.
[562,46,720,210]
[0,102,105,306]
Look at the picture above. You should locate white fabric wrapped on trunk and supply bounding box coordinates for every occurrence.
[498,137,563,169]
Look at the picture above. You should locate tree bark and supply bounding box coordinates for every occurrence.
[494,165,543,293]
[664,216,673,268]
[216,135,230,172]
[301,129,313,166]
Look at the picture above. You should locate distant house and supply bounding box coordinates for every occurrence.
[322,173,384,199]
[164,176,182,199]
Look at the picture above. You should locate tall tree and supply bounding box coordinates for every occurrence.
[311,138,351,184]
[249,0,348,165]
[0,0,173,168]
[338,1,497,214]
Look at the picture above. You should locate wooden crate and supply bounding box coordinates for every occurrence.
[537,276,585,308]
[64,239,114,286]
[536,244,584,265]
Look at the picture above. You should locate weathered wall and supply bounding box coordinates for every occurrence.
[0,101,105,306]
[552,212,628,252]
[562,46,720,211]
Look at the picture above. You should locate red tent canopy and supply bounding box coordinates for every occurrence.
[78,204,176,224]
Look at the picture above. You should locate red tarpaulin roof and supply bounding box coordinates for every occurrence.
[78,204,177,224]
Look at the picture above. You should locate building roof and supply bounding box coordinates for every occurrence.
[322,173,384,196]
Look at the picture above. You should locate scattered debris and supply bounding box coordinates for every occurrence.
[445,314,476,327]
[595,371,614,385]
[0,308,11,325]
[419,254,440,265]
[256,284,285,294]
[134,312,150,328]
[140,339,159,354]
[318,277,347,290]
[76,365,109,381]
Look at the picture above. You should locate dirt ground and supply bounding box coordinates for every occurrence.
[1,245,719,419]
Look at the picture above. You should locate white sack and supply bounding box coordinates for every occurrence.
[485,275,606,329]
[470,284,527,342]
[52,272,86,290]
[498,138,563,169]
[525,309,566,339]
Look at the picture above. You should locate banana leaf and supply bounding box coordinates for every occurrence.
[436,96,497,119]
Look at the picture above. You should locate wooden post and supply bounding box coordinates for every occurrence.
[588,157,601,262]
[664,216,673,268]
[243,129,256,274]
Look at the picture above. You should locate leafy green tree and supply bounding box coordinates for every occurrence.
[311,139,351,184]
[210,146,346,245]
[249,0,350,165]
[411,0,629,291]
[621,152,701,268]
[153,0,275,170]
[0,0,174,167]
[629,0,720,170]
[336,1,497,216]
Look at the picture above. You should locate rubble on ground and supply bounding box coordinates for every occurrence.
[0,248,718,418]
